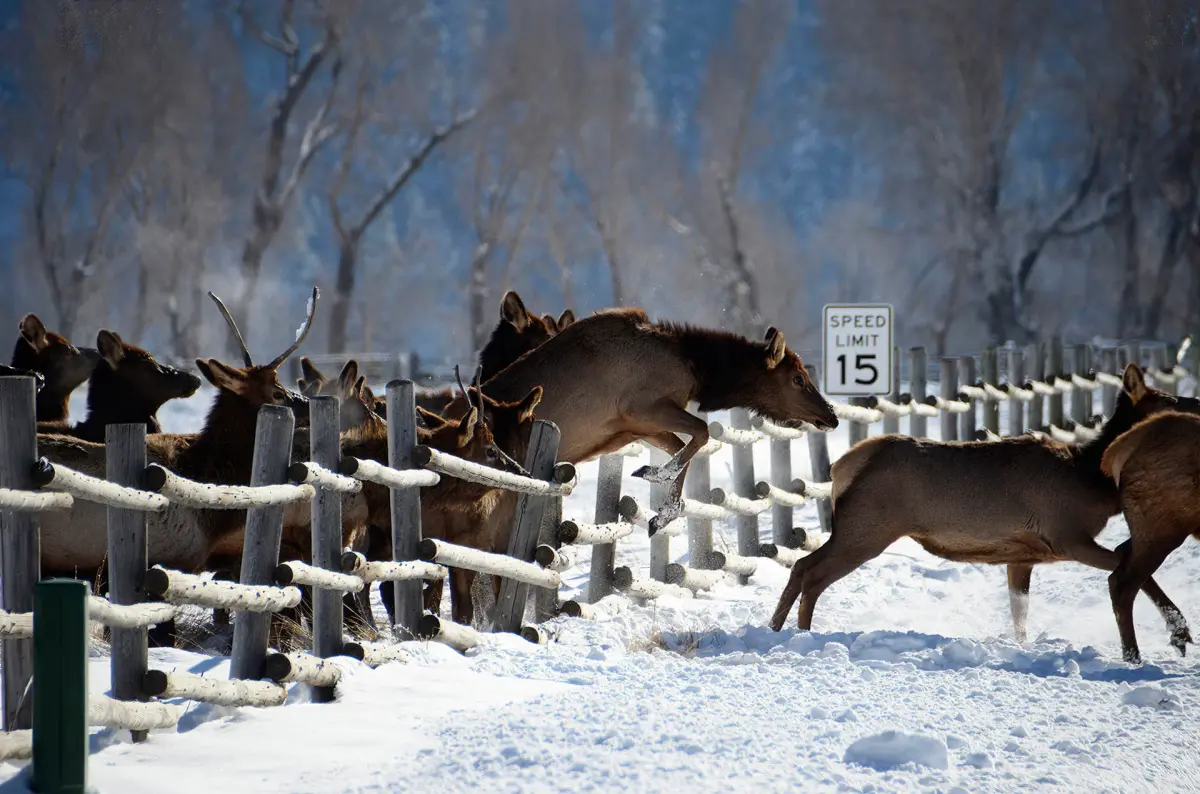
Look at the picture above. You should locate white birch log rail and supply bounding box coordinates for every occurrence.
[959,383,986,400]
[417,538,561,589]
[0,609,33,639]
[340,551,447,583]
[414,445,576,496]
[418,614,482,651]
[707,487,771,516]
[613,566,693,601]
[1095,371,1125,387]
[754,480,807,507]
[976,428,1003,442]
[87,597,176,630]
[929,394,972,413]
[707,422,763,446]
[339,455,441,489]
[664,563,724,592]
[144,464,314,509]
[1052,376,1076,393]
[89,694,182,731]
[831,401,884,424]
[0,730,31,760]
[533,544,577,572]
[1031,379,1059,397]
[343,641,411,669]
[144,567,302,612]
[142,669,287,708]
[274,560,365,593]
[1048,425,1078,444]
[519,625,556,645]
[1005,382,1036,401]
[1071,373,1101,391]
[982,382,1010,401]
[264,651,342,688]
[790,477,832,500]
[760,543,805,568]
[31,459,168,511]
[287,461,362,493]
[557,519,635,545]
[0,486,73,512]
[709,551,759,577]
[557,594,632,620]
[618,495,686,535]
[751,416,809,439]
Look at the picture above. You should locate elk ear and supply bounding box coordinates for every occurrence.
[456,406,480,446]
[516,386,542,423]
[765,328,787,371]
[557,309,575,330]
[96,330,125,368]
[541,313,559,333]
[338,360,360,394]
[19,314,48,350]
[500,291,529,331]
[352,375,367,399]
[300,356,324,383]
[416,405,448,429]
[195,358,246,394]
[1123,363,1149,404]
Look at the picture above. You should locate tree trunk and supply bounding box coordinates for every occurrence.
[1142,215,1184,339]
[132,257,150,343]
[468,241,493,355]
[327,236,360,354]
[1115,199,1141,338]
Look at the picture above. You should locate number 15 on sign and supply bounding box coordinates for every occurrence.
[822,304,894,396]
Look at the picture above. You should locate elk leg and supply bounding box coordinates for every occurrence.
[1109,531,1187,664]
[630,403,709,488]
[449,569,477,626]
[1006,564,1033,644]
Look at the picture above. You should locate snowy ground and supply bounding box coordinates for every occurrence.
[2,385,1200,792]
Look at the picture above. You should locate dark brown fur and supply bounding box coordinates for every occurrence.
[11,313,100,423]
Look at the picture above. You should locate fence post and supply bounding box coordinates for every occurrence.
[0,375,38,731]
[106,423,151,742]
[1007,346,1024,437]
[229,405,297,682]
[1101,348,1119,417]
[535,495,563,621]
[909,347,927,438]
[1152,346,1173,395]
[1123,340,1142,380]
[806,365,833,535]
[686,432,715,566]
[31,579,89,794]
[587,454,624,601]
[882,345,901,436]
[981,348,1000,434]
[1047,337,1064,428]
[848,398,868,447]
[1073,344,1093,425]
[386,381,423,638]
[730,409,758,584]
[769,428,793,546]
[494,420,561,633]
[647,447,671,583]
[958,355,976,440]
[940,358,958,442]
[309,396,342,703]
[1026,342,1044,430]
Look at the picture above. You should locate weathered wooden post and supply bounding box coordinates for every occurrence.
[730,409,758,584]
[687,411,715,566]
[806,365,833,534]
[958,355,976,440]
[229,404,297,681]
[106,423,151,741]
[882,345,901,435]
[31,579,89,794]
[1007,346,1024,437]
[587,454,625,601]
[1047,337,1065,428]
[387,380,423,638]
[647,447,671,583]
[769,427,793,546]
[848,397,869,447]
[940,357,958,442]
[981,347,1000,434]
[1101,348,1119,417]
[0,375,38,731]
[494,420,561,633]
[1123,341,1141,379]
[308,396,342,703]
[1026,342,1044,430]
[1152,346,1172,394]
[909,347,928,438]
[1070,344,1092,425]
[535,495,563,621]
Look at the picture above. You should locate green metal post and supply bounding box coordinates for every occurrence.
[31,579,88,794]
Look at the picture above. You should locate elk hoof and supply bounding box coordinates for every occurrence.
[648,498,684,535]
[631,464,675,486]
[1123,647,1144,665]
[1171,628,1192,656]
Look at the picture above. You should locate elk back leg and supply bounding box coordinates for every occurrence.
[1007,564,1033,644]
[628,404,710,535]
[449,568,477,626]
[1108,529,1188,664]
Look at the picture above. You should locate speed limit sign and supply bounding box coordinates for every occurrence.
[822,304,894,396]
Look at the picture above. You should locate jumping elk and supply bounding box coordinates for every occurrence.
[11,313,100,424]
[769,364,1200,657]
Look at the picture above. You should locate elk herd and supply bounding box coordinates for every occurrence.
[3,290,1199,665]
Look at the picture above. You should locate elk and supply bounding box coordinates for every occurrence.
[443,308,838,533]
[42,330,201,442]
[296,358,381,432]
[11,313,100,424]
[1102,410,1200,663]
[769,364,1200,657]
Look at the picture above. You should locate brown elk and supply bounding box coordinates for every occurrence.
[11,313,100,423]
[769,364,1200,657]
[296,358,381,432]
[1102,410,1200,663]
[45,330,202,442]
[443,308,838,533]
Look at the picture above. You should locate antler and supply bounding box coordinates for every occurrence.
[453,364,471,404]
[471,364,484,418]
[207,291,254,368]
[267,287,320,370]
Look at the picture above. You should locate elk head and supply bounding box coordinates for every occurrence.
[296,356,329,397]
[479,291,566,381]
[746,327,839,431]
[94,329,201,409]
[11,313,100,401]
[196,288,317,423]
[1111,363,1200,429]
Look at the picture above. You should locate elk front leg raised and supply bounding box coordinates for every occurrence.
[628,402,710,535]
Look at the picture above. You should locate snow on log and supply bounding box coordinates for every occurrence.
[414,446,575,496]
[87,596,175,629]
[695,438,724,457]
[1030,379,1058,397]
[89,694,181,731]
[343,641,411,668]
[274,560,364,593]
[418,538,560,589]
[287,461,362,493]
[340,552,446,583]
[144,567,301,612]
[339,456,440,489]
[533,544,577,572]
[1048,425,1077,444]
[751,416,809,439]
[557,519,635,545]
[832,401,883,424]
[1071,374,1100,391]
[872,397,912,417]
[0,487,73,512]
[0,730,31,760]
[264,652,341,688]
[709,551,759,577]
[1006,382,1035,401]
[0,609,33,638]
[144,464,314,509]
[707,487,770,516]
[928,395,971,414]
[663,563,723,592]
[33,460,167,511]
[790,477,832,500]
[959,384,986,400]
[142,669,286,708]
[983,382,1010,401]
[707,421,763,446]
[760,543,803,568]
[1095,371,1124,387]
[417,614,481,651]
[1052,377,1076,393]
[519,625,556,644]
[618,495,687,535]
[613,566,693,601]
[1073,423,1101,442]
[557,594,632,620]
[754,481,806,508]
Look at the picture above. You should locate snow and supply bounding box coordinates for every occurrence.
[3,384,1199,792]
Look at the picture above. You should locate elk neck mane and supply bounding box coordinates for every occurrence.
[178,391,263,483]
[656,321,776,411]
[77,357,160,433]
